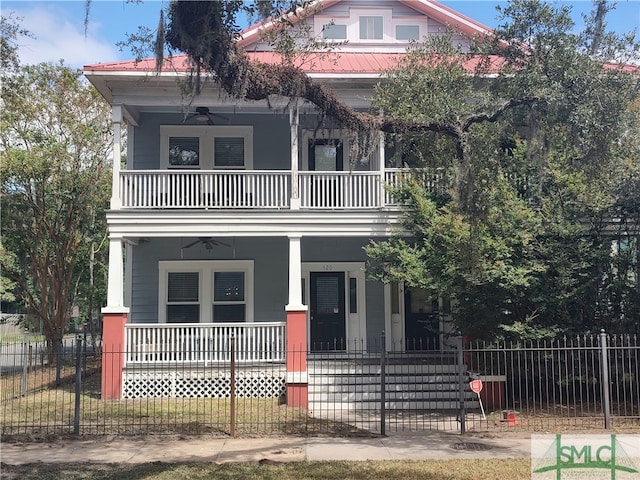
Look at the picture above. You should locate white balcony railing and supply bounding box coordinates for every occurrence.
[299,171,382,209]
[124,322,286,365]
[118,168,451,210]
[384,168,451,205]
[120,170,291,209]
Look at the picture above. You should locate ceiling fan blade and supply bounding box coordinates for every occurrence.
[210,112,229,121]
[181,239,201,249]
[212,239,232,248]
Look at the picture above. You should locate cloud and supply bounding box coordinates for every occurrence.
[10,5,119,69]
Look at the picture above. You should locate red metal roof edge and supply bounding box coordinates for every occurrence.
[83,51,506,75]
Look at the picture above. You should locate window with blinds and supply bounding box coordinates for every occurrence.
[214,137,245,167]
[167,272,200,323]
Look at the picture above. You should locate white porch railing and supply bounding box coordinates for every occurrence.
[299,171,382,209]
[118,169,452,210]
[120,170,291,209]
[384,168,450,205]
[124,322,286,365]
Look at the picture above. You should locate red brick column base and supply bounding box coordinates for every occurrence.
[101,312,128,400]
[285,309,308,408]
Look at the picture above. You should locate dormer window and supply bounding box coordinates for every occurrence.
[396,25,420,41]
[315,8,425,45]
[323,23,347,40]
[359,16,383,40]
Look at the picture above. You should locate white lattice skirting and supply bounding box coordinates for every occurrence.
[122,370,287,399]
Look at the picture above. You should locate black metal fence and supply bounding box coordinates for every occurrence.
[464,332,640,432]
[1,332,638,438]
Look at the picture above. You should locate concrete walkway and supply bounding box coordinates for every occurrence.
[1,433,531,465]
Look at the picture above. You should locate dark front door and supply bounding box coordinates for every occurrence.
[310,271,346,351]
[404,287,440,350]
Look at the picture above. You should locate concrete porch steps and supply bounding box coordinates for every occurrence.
[308,360,478,411]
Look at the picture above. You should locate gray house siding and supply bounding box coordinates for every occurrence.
[131,112,291,170]
[128,235,387,343]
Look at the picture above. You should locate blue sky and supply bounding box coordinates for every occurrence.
[3,0,640,69]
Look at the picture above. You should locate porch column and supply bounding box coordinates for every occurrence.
[289,103,300,210]
[110,105,122,210]
[285,234,308,407]
[378,114,386,208]
[101,236,129,399]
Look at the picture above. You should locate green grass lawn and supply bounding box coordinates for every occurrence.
[0,459,532,480]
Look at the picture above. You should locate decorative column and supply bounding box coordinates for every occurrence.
[289,103,301,210]
[285,234,308,408]
[110,105,122,210]
[378,111,386,208]
[101,107,129,399]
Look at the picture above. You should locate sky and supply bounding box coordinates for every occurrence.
[3,0,640,69]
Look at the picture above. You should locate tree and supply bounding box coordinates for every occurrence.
[1,53,112,353]
[365,0,640,338]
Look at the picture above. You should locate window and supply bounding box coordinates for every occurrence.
[213,271,245,322]
[159,260,254,323]
[396,25,419,41]
[160,126,253,169]
[323,23,347,40]
[359,16,383,40]
[214,137,245,167]
[349,277,357,314]
[167,272,199,323]
[169,137,200,167]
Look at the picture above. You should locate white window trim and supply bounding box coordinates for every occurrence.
[301,129,351,171]
[349,8,392,43]
[314,15,348,42]
[393,18,424,42]
[160,125,253,170]
[159,260,254,323]
[314,9,426,44]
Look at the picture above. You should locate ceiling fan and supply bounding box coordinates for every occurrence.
[184,107,229,125]
[181,237,232,250]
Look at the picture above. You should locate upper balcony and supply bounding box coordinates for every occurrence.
[117,168,450,210]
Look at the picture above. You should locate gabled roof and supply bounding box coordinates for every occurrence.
[237,0,492,49]
[84,0,496,76]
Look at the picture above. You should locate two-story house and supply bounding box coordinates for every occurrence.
[86,0,494,402]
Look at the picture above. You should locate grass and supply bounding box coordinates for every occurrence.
[0,458,533,480]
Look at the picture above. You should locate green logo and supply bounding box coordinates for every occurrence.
[532,434,639,479]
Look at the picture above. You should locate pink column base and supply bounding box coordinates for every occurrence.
[286,309,308,408]
[101,312,127,400]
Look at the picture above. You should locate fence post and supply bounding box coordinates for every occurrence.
[599,329,611,430]
[74,334,83,435]
[56,330,63,386]
[380,331,386,436]
[457,335,466,434]
[21,330,28,397]
[230,333,236,437]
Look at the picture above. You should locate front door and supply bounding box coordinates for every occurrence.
[404,287,440,350]
[310,271,346,351]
